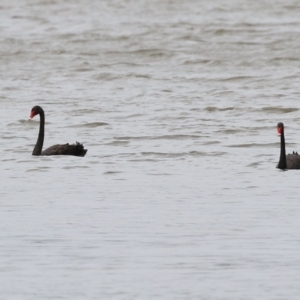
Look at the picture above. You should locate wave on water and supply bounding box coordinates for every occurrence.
[227,142,278,148]
[141,150,226,157]
[114,134,203,141]
[62,166,89,169]
[204,106,235,112]
[67,122,109,128]
[105,141,130,146]
[260,106,299,114]
[69,109,101,115]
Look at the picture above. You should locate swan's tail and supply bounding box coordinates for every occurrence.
[74,141,88,157]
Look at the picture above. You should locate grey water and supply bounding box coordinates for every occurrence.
[1,0,300,299]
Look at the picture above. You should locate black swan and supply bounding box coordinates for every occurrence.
[30,105,87,157]
[277,122,300,169]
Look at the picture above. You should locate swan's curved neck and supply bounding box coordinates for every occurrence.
[278,131,287,169]
[32,110,45,156]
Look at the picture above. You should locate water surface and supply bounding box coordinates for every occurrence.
[1,0,300,299]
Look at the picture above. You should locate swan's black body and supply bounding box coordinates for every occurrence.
[30,105,87,157]
[277,122,300,169]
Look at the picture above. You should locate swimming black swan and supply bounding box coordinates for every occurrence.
[277,122,300,169]
[30,105,87,157]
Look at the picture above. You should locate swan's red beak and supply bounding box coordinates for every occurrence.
[30,110,36,119]
[277,126,283,136]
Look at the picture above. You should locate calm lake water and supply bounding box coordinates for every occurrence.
[1,0,300,299]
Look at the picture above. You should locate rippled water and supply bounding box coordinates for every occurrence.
[1,0,300,299]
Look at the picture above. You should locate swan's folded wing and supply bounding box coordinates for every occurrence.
[286,153,300,169]
[41,142,87,157]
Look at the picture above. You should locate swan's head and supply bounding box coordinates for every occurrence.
[30,105,43,119]
[277,122,284,136]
